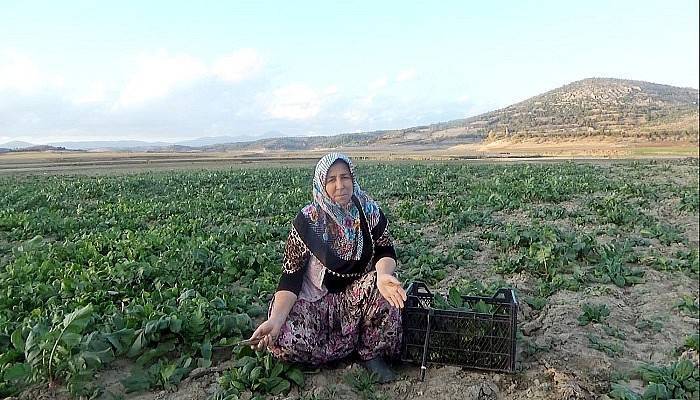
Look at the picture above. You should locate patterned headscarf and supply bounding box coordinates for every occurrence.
[300,153,381,260]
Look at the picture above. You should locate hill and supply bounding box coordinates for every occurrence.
[471,78,699,141]
[11,145,79,152]
[0,141,35,150]
[212,78,698,151]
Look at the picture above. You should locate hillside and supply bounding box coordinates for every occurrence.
[0,141,34,150]
[10,145,78,152]
[213,78,698,151]
[472,78,699,141]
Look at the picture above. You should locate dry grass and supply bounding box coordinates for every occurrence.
[451,138,699,157]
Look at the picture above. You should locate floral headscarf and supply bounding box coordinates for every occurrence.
[300,153,381,260]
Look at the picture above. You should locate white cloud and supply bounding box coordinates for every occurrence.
[396,68,417,82]
[0,49,462,142]
[342,97,377,122]
[117,50,208,108]
[212,48,264,83]
[265,83,325,120]
[116,49,266,108]
[322,85,338,96]
[342,107,368,123]
[0,50,63,94]
[342,77,390,123]
[72,82,109,104]
[368,77,388,91]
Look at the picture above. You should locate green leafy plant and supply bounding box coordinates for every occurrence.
[433,286,498,314]
[679,188,699,213]
[588,242,645,287]
[451,278,508,298]
[298,385,340,400]
[121,355,194,393]
[344,368,388,400]
[6,304,115,396]
[603,324,627,340]
[635,359,700,399]
[590,195,641,226]
[640,223,687,246]
[609,382,641,400]
[491,223,596,281]
[212,346,304,398]
[578,303,611,326]
[674,295,699,317]
[683,334,700,352]
[525,296,547,311]
[587,334,623,357]
[635,317,664,334]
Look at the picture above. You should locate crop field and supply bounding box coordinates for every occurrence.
[1,159,699,400]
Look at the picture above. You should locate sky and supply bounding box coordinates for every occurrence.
[0,0,698,144]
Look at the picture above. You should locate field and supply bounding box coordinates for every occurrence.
[1,158,699,400]
[0,137,698,175]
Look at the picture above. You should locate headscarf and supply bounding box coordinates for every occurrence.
[300,153,381,261]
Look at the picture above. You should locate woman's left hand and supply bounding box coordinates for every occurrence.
[376,273,407,309]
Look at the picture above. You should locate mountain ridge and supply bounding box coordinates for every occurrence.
[209,78,698,151]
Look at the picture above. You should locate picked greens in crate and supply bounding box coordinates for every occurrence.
[401,282,518,380]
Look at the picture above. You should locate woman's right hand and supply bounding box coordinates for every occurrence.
[248,317,284,351]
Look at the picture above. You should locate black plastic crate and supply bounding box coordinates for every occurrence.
[401,282,518,380]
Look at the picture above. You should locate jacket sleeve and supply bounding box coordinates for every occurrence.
[372,209,397,266]
[276,226,310,296]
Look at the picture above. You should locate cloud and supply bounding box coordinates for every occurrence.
[342,77,391,123]
[368,77,388,91]
[72,82,109,104]
[396,68,417,82]
[0,50,63,94]
[116,50,208,108]
[0,50,470,143]
[115,49,266,109]
[212,48,264,83]
[265,83,327,120]
[342,108,368,124]
[342,95,379,124]
[322,85,338,96]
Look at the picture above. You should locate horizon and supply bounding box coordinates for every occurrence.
[1,0,698,145]
[2,76,698,149]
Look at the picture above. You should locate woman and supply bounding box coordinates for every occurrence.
[248,153,406,382]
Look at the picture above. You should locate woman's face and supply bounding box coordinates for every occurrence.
[325,160,353,206]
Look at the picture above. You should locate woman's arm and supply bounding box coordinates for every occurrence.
[375,255,406,309]
[248,290,297,350]
[375,256,397,276]
[371,210,406,308]
[269,290,297,323]
[248,225,309,350]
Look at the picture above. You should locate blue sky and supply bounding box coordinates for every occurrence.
[1,0,698,144]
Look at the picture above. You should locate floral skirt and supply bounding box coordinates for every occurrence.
[268,271,403,366]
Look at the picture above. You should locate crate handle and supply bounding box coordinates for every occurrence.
[493,288,519,305]
[406,281,432,296]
